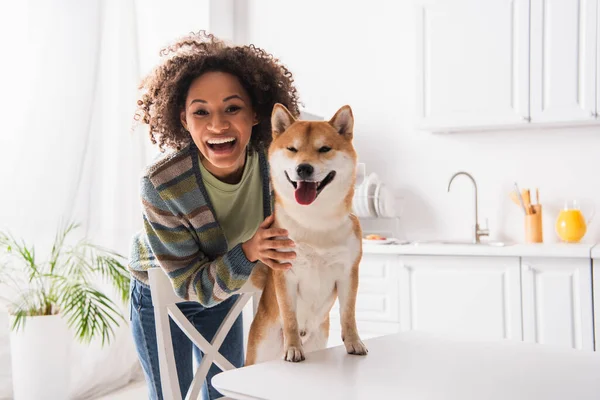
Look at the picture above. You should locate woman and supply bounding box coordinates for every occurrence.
[128,31,300,400]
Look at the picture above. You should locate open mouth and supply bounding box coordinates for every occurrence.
[285,171,336,205]
[207,137,237,154]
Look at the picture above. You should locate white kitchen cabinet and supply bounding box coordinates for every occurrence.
[416,0,530,131]
[331,247,598,351]
[529,0,598,123]
[397,255,523,341]
[329,254,401,346]
[593,252,600,351]
[521,257,594,350]
[417,0,600,131]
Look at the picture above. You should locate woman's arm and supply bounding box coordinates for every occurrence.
[140,176,254,307]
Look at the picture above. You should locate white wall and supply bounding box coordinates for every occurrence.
[240,0,600,244]
[136,0,212,77]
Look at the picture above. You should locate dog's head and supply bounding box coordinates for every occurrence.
[268,104,357,207]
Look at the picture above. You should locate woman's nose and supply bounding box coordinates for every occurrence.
[207,113,230,132]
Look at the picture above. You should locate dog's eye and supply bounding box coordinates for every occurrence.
[318,146,332,153]
[287,147,298,153]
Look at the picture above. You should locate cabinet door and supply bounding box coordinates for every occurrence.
[530,0,598,123]
[521,257,594,351]
[398,255,522,341]
[416,0,530,131]
[330,254,400,323]
[329,254,401,346]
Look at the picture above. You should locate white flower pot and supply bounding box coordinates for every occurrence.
[9,314,70,400]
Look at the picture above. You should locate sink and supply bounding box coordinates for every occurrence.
[413,240,508,247]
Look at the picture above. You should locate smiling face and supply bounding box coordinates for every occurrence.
[180,71,258,182]
[269,104,357,207]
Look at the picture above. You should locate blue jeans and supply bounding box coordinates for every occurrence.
[130,279,244,400]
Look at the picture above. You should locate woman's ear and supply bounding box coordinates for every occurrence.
[253,112,260,126]
[180,109,188,131]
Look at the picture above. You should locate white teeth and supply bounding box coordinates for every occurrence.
[207,137,235,145]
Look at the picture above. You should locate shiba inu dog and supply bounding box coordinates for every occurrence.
[244,104,368,365]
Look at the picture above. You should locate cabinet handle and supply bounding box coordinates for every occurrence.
[592,112,599,118]
[523,116,531,122]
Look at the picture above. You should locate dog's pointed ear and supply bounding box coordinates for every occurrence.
[329,105,354,139]
[271,103,296,139]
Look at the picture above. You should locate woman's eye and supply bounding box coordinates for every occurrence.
[193,109,208,116]
[287,147,298,153]
[318,146,332,153]
[226,105,241,113]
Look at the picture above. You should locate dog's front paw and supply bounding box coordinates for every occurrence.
[283,345,305,362]
[344,338,368,356]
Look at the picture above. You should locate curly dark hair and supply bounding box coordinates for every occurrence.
[134,31,301,152]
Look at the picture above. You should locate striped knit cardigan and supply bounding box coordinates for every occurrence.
[128,141,272,307]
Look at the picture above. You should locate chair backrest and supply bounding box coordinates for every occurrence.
[148,268,255,400]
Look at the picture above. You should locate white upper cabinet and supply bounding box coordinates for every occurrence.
[416,0,530,131]
[417,0,600,132]
[530,0,598,123]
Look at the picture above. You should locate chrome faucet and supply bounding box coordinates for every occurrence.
[447,171,489,244]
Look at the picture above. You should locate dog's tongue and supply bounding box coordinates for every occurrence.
[295,181,317,205]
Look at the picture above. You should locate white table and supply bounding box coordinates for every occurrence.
[212,332,600,400]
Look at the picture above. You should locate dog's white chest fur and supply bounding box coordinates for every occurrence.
[282,217,360,335]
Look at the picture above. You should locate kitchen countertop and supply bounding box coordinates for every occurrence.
[363,241,596,258]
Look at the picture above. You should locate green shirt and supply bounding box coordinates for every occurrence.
[199,151,264,251]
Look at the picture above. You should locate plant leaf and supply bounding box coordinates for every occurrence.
[57,281,124,345]
[1,222,129,346]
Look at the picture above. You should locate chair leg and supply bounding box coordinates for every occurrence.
[154,304,183,400]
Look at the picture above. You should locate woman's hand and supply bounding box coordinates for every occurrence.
[242,215,296,270]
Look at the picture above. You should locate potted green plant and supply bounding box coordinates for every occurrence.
[0,222,130,400]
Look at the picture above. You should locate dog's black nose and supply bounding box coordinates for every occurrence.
[296,164,314,180]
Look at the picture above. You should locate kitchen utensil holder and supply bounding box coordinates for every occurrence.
[524,204,543,243]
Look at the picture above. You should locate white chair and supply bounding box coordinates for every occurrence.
[148,268,256,400]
